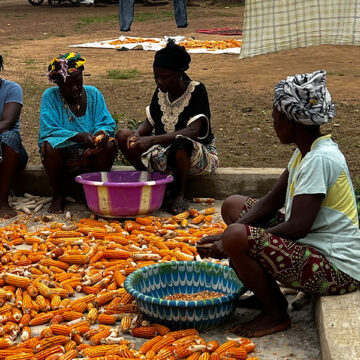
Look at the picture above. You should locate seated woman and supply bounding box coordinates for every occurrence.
[0,54,28,219]
[197,70,360,337]
[116,40,219,214]
[39,52,117,214]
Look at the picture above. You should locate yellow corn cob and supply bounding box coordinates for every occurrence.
[224,348,247,360]
[242,342,255,353]
[191,215,205,225]
[11,307,22,322]
[103,250,131,259]
[58,349,78,360]
[41,259,69,270]
[90,251,104,263]
[62,311,83,321]
[96,292,115,307]
[90,328,112,345]
[51,295,61,310]
[50,324,73,336]
[131,326,157,339]
[150,335,176,353]
[59,298,72,309]
[58,254,89,264]
[34,344,64,360]
[213,341,238,354]
[35,335,69,352]
[64,340,77,352]
[145,349,156,360]
[49,288,71,298]
[26,284,39,298]
[120,315,132,334]
[4,354,34,360]
[206,341,219,352]
[36,283,51,298]
[84,356,122,360]
[36,295,49,311]
[210,353,220,360]
[139,335,163,354]
[19,313,31,329]
[20,326,31,341]
[82,344,118,357]
[51,231,83,238]
[70,301,87,313]
[198,352,211,360]
[154,348,173,360]
[87,307,98,325]
[173,344,196,359]
[204,215,213,223]
[2,274,31,288]
[40,326,53,338]
[29,312,53,326]
[21,292,32,314]
[98,314,117,325]
[71,294,96,308]
[70,320,91,335]
[113,271,126,287]
[186,352,201,360]
[172,251,194,261]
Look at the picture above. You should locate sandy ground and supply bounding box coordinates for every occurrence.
[1,0,360,181]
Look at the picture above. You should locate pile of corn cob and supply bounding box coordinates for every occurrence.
[0,207,259,359]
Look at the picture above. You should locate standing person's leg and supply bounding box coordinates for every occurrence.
[0,144,21,218]
[173,0,188,28]
[119,0,135,31]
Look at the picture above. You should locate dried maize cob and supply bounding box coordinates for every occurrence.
[131,326,157,339]
[98,314,117,325]
[206,341,219,353]
[224,348,247,360]
[58,349,78,360]
[139,335,163,354]
[87,307,98,325]
[29,313,53,326]
[90,328,112,345]
[151,323,170,336]
[198,352,211,360]
[34,344,64,360]
[50,324,73,336]
[213,341,238,354]
[2,274,31,288]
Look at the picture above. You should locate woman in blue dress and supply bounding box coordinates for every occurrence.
[0,54,28,218]
[39,52,117,213]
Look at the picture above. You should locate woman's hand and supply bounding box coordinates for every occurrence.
[130,136,154,153]
[127,133,140,150]
[94,130,109,147]
[196,234,227,259]
[71,132,95,148]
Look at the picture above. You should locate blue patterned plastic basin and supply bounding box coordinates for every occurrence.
[124,261,246,330]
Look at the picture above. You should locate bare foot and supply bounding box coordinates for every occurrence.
[0,201,17,219]
[48,195,65,214]
[231,312,291,337]
[170,195,189,215]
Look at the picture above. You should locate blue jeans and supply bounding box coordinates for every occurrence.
[118,0,187,31]
[119,0,135,31]
[173,0,187,28]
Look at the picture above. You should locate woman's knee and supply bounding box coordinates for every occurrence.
[222,223,248,254]
[221,194,248,224]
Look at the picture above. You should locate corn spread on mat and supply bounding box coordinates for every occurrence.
[69,35,242,54]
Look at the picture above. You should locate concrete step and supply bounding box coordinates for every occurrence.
[12,165,284,199]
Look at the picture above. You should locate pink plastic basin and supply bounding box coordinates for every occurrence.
[75,171,174,218]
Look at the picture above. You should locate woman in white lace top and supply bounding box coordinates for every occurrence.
[116,40,219,214]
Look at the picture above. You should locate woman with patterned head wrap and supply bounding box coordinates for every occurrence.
[39,52,117,214]
[116,39,219,214]
[0,54,28,218]
[197,70,360,337]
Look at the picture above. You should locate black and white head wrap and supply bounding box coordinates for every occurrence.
[274,70,335,125]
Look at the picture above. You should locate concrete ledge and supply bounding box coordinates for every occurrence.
[315,290,360,360]
[13,165,284,199]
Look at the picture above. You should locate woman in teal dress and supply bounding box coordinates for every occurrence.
[39,52,117,213]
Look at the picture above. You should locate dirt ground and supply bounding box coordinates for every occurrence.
[1,0,360,182]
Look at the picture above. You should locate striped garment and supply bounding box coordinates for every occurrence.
[240,0,360,58]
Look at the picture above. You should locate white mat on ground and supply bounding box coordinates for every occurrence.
[69,35,242,54]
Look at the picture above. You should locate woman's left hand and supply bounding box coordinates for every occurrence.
[94,130,109,147]
[131,136,153,153]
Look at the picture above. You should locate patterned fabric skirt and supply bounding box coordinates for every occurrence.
[141,135,219,175]
[0,130,28,170]
[241,197,359,295]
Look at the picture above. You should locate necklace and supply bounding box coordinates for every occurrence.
[60,90,83,122]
